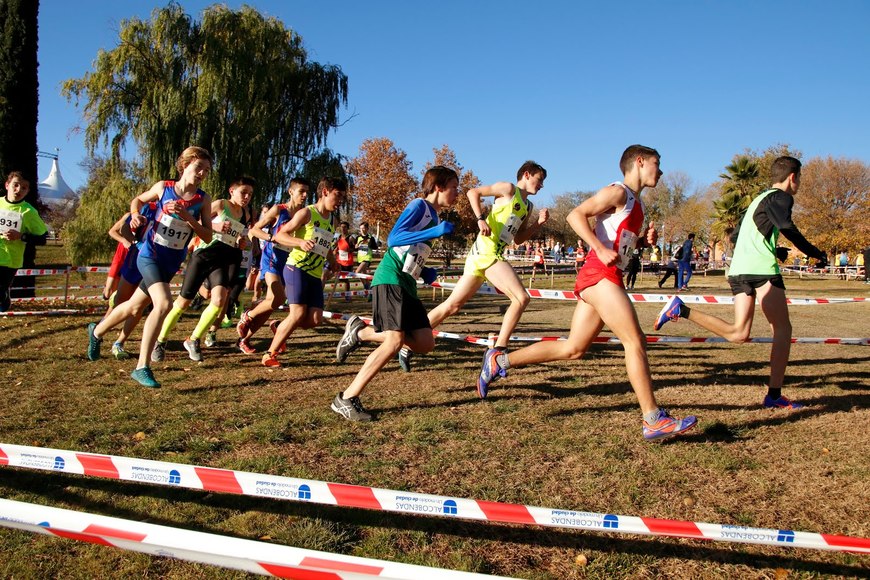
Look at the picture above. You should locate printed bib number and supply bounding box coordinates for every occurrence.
[399,243,431,278]
[616,230,638,270]
[0,209,22,235]
[154,214,192,249]
[212,217,245,248]
[310,226,332,258]
[338,249,350,262]
[499,213,522,245]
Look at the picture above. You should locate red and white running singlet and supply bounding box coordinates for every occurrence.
[574,181,645,294]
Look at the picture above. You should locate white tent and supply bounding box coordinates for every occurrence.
[37,157,76,206]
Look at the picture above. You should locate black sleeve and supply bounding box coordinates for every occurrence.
[370,235,379,250]
[758,191,824,259]
[23,232,49,246]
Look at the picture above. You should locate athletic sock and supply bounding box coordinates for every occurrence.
[643,408,662,424]
[767,388,782,400]
[679,304,691,318]
[192,303,222,340]
[158,305,185,342]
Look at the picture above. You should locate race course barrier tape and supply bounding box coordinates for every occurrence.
[2,443,868,554]
[320,311,869,347]
[0,309,81,317]
[0,498,509,580]
[428,282,867,305]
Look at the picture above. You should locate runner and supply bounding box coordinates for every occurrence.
[86,146,213,388]
[397,160,550,372]
[653,155,828,410]
[261,177,346,367]
[237,178,310,353]
[0,172,48,313]
[332,166,458,421]
[153,176,254,362]
[475,145,697,441]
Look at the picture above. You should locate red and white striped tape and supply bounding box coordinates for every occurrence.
[321,311,869,347]
[1,443,867,554]
[0,309,81,317]
[10,295,105,303]
[0,498,506,579]
[429,282,867,305]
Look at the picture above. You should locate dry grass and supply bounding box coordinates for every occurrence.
[1,263,868,579]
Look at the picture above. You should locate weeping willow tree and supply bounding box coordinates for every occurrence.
[62,3,348,205]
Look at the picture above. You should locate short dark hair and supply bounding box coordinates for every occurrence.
[517,160,547,181]
[339,221,350,228]
[619,145,660,175]
[688,233,695,240]
[421,166,458,196]
[360,221,369,228]
[770,156,801,184]
[229,175,256,188]
[289,177,311,190]
[317,176,348,196]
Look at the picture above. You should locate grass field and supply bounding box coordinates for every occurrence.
[1,247,868,579]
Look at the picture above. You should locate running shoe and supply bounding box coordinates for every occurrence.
[397,347,413,372]
[236,311,251,338]
[204,331,218,348]
[220,315,234,329]
[183,338,203,362]
[86,322,102,361]
[131,367,161,388]
[477,348,507,399]
[763,395,805,409]
[642,409,697,441]
[111,342,131,360]
[653,295,684,331]
[330,392,373,422]
[238,338,256,354]
[269,319,287,353]
[262,351,281,368]
[336,315,366,362]
[151,340,166,363]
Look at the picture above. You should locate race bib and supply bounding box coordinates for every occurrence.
[153,213,192,249]
[499,213,523,245]
[240,247,252,269]
[212,216,245,248]
[616,230,638,270]
[338,249,350,262]
[398,243,432,278]
[310,226,333,258]
[0,209,22,235]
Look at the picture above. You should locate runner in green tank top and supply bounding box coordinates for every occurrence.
[653,156,827,410]
[261,177,346,368]
[398,161,550,372]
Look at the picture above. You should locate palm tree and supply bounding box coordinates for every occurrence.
[719,156,760,200]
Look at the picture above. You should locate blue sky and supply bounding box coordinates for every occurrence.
[37,0,870,206]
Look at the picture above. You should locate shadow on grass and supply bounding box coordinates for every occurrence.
[1,468,866,578]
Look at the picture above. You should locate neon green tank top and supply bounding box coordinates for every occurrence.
[287,205,334,278]
[470,187,531,257]
[729,189,779,276]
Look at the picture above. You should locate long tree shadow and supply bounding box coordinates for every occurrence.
[0,469,866,578]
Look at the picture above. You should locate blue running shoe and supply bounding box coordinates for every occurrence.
[642,409,697,441]
[477,348,506,399]
[131,367,161,388]
[763,395,804,409]
[87,322,102,361]
[654,295,684,331]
